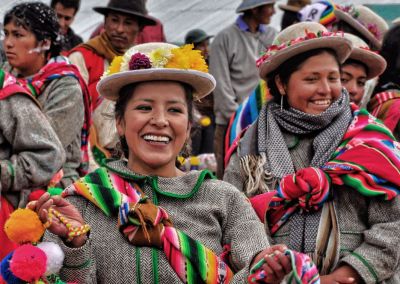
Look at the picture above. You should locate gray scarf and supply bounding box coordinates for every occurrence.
[258,90,352,178]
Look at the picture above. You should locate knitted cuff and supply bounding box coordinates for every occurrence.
[339,252,378,284]
[60,236,92,269]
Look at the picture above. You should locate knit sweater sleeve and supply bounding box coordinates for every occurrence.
[338,196,400,283]
[218,180,270,282]
[0,94,65,196]
[209,28,238,125]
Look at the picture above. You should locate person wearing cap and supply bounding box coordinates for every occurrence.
[185,29,215,155]
[369,24,400,141]
[31,43,294,283]
[68,0,156,111]
[333,5,389,51]
[224,22,400,283]
[279,0,310,30]
[210,0,277,179]
[340,33,386,106]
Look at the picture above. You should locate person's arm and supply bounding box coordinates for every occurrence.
[220,183,270,282]
[338,196,400,283]
[209,31,238,125]
[41,76,84,148]
[68,51,89,84]
[0,94,65,193]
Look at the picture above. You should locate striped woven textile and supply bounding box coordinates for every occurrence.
[20,59,92,176]
[225,80,270,154]
[368,89,400,132]
[63,168,233,284]
[248,249,320,284]
[265,105,400,234]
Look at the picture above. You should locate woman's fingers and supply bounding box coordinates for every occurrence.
[277,253,292,274]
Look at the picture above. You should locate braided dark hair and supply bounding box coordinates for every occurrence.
[4,2,62,58]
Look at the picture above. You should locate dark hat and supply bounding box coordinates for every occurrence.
[93,0,156,26]
[184,29,213,44]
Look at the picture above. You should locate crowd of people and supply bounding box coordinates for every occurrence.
[0,0,400,283]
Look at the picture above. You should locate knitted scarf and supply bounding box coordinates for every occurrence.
[63,168,234,284]
[367,89,400,132]
[263,105,400,235]
[20,57,92,176]
[82,32,124,62]
[225,80,271,153]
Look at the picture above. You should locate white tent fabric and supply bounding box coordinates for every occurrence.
[0,0,389,43]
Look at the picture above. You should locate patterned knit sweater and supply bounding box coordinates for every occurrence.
[44,160,269,283]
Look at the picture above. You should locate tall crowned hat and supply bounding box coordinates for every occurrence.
[334,5,389,50]
[97,43,216,101]
[257,22,352,79]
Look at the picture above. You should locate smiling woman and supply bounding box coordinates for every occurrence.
[224,22,400,284]
[29,42,294,283]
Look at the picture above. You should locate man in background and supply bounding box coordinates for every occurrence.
[51,0,83,52]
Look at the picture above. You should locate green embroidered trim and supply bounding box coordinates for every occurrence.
[26,83,38,98]
[6,161,15,179]
[151,169,214,199]
[341,249,378,282]
[152,248,159,284]
[63,258,91,269]
[135,247,141,283]
[0,70,5,88]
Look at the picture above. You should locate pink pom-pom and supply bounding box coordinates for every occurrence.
[28,189,46,202]
[10,244,47,282]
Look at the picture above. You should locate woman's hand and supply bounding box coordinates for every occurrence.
[27,193,87,248]
[251,244,292,283]
[320,265,361,284]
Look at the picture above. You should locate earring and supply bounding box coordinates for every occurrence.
[280,95,284,111]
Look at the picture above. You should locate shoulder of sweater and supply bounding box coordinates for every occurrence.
[200,177,242,195]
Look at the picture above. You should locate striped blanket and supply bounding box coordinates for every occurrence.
[368,89,400,133]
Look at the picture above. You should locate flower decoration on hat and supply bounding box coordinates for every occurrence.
[256,29,344,68]
[103,44,208,78]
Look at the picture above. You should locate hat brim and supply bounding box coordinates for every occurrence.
[192,35,214,44]
[97,69,216,101]
[278,4,302,13]
[259,36,352,79]
[347,48,387,79]
[93,7,157,26]
[236,0,276,13]
[334,9,381,50]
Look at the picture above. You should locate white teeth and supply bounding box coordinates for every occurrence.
[143,135,170,143]
[313,100,331,105]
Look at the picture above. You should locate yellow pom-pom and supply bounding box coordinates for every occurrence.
[177,156,186,165]
[4,208,45,244]
[200,116,211,127]
[190,156,200,166]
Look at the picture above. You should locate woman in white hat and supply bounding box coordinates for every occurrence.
[28,43,293,283]
[225,22,400,283]
[340,33,386,106]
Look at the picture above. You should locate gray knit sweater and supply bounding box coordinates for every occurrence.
[1,94,65,208]
[45,160,269,283]
[209,22,276,125]
[224,122,400,284]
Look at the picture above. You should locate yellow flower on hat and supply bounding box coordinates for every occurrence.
[149,47,172,68]
[103,56,123,77]
[165,44,208,73]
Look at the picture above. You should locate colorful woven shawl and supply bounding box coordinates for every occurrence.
[263,105,400,234]
[225,80,270,154]
[368,89,400,132]
[248,250,320,284]
[63,168,234,283]
[20,58,92,176]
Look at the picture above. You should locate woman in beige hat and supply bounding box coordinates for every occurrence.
[29,43,293,283]
[340,33,386,106]
[225,22,400,283]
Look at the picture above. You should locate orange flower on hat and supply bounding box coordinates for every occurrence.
[165,44,208,73]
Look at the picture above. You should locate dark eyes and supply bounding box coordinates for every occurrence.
[134,105,184,113]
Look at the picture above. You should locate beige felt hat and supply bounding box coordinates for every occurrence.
[236,0,276,13]
[278,0,311,13]
[258,22,352,79]
[334,5,388,50]
[97,43,216,101]
[343,33,386,79]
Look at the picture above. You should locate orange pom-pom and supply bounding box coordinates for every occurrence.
[4,209,45,244]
